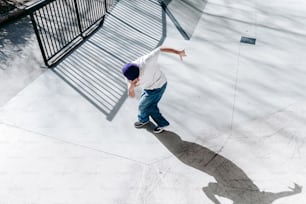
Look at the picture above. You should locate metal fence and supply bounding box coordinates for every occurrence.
[27,0,117,67]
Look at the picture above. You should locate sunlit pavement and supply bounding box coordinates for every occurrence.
[1,0,306,203]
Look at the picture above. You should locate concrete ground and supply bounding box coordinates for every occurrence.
[1,0,306,203]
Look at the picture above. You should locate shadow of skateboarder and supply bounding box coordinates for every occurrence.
[145,125,302,203]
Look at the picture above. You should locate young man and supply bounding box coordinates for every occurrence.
[122,46,186,133]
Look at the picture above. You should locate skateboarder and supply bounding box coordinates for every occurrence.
[122,46,186,133]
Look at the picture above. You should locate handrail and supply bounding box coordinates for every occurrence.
[27,0,116,67]
[26,0,56,14]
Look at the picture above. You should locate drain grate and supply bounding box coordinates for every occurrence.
[240,37,256,45]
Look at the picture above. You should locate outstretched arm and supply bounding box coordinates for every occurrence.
[264,183,302,202]
[278,183,302,197]
[160,47,186,61]
[275,183,302,197]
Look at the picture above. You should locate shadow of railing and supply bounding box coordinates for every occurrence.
[53,0,166,120]
[145,124,302,203]
[161,0,207,40]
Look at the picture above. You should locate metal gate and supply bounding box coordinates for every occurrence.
[27,0,117,67]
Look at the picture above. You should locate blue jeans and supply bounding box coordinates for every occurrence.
[138,83,170,127]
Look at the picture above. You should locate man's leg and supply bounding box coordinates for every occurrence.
[149,83,169,128]
[151,104,169,128]
[137,90,154,125]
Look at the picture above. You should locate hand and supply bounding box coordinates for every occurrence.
[131,78,139,86]
[128,87,135,97]
[128,79,138,98]
[288,183,302,193]
[178,49,186,61]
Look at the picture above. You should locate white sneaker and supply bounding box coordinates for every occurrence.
[153,127,164,134]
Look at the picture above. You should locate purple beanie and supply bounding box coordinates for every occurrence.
[122,63,139,80]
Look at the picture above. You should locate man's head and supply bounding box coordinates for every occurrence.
[122,63,139,80]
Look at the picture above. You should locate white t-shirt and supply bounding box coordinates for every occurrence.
[132,47,167,90]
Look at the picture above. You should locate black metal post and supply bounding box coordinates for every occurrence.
[30,13,49,67]
[73,0,83,37]
[105,0,108,13]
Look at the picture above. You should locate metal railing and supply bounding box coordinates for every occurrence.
[27,0,117,67]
